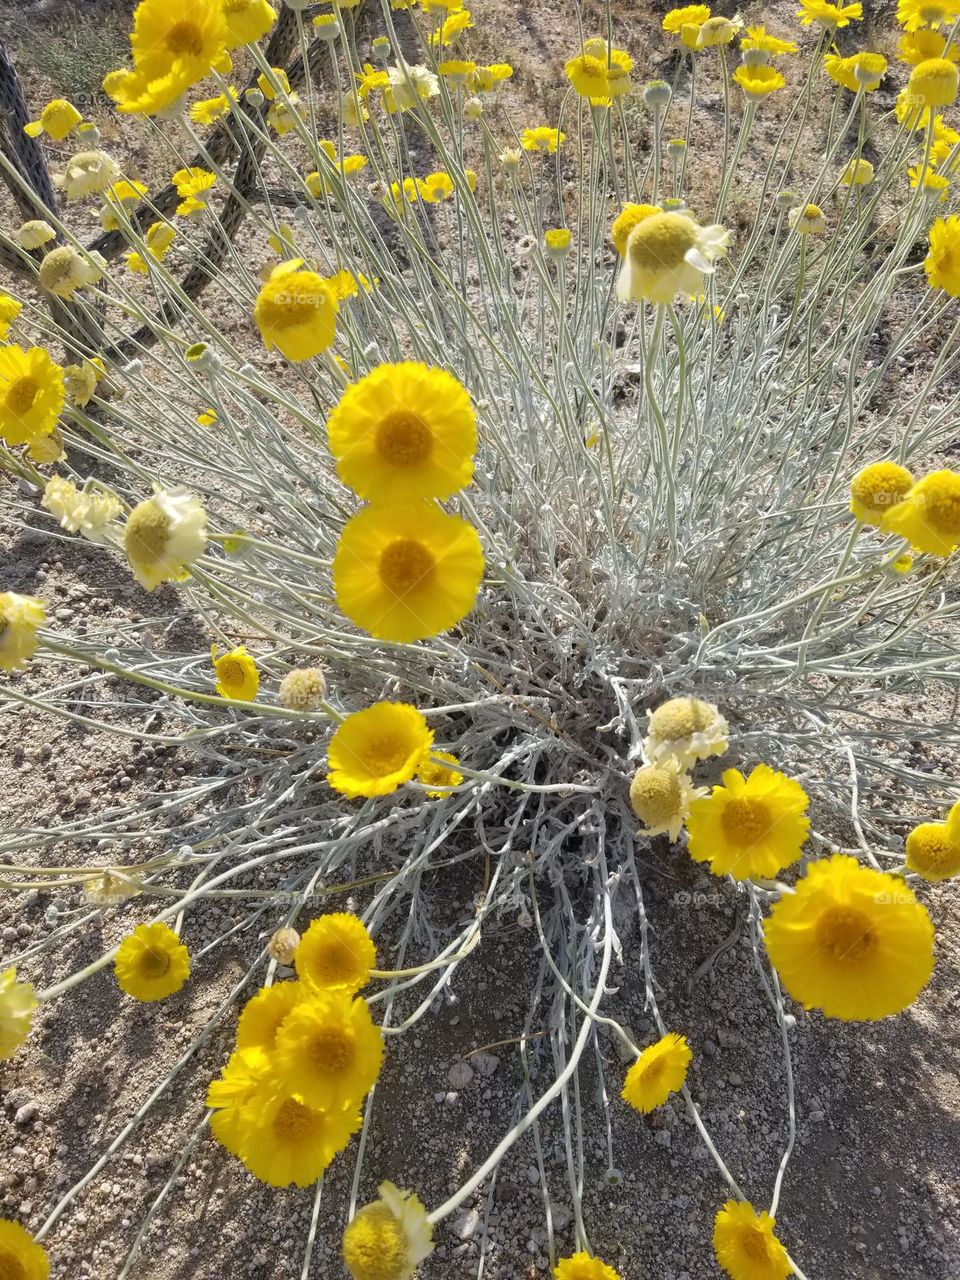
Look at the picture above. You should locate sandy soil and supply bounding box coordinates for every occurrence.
[1,0,959,1277]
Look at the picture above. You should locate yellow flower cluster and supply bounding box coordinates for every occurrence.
[207,913,382,1187]
[326,701,462,801]
[564,38,633,106]
[851,458,960,556]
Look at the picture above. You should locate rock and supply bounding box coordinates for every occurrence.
[14,1103,39,1126]
[470,1052,500,1077]
[448,1060,475,1089]
[454,1208,481,1240]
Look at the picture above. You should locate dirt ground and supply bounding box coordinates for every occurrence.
[2,0,959,1277]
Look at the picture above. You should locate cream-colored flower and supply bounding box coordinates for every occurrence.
[56,149,121,200]
[42,476,122,544]
[123,487,208,591]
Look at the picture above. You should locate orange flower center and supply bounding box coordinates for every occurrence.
[217,658,245,688]
[815,906,876,963]
[312,940,361,984]
[720,797,772,845]
[308,1026,354,1075]
[741,1226,772,1261]
[6,376,40,417]
[272,1097,319,1141]
[362,733,415,775]
[379,538,435,595]
[166,20,206,57]
[375,410,433,466]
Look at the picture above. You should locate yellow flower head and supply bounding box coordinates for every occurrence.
[897,28,959,64]
[618,212,731,305]
[327,702,433,799]
[221,0,276,49]
[824,50,887,92]
[0,345,64,447]
[764,854,935,1019]
[207,1046,270,1156]
[254,260,338,361]
[420,169,455,201]
[114,921,190,1002]
[124,487,207,591]
[24,97,82,140]
[235,1081,362,1186]
[740,25,798,57]
[849,460,915,524]
[621,1031,691,1114]
[211,644,259,700]
[278,667,328,710]
[629,759,704,841]
[521,126,565,153]
[129,0,228,88]
[713,1201,791,1280]
[553,1256,621,1280]
[908,56,959,106]
[295,913,376,993]
[663,5,711,33]
[342,1182,434,1280]
[0,294,21,342]
[796,0,862,27]
[643,695,728,767]
[0,968,37,1060]
[733,64,786,98]
[236,981,305,1050]
[334,502,484,643]
[897,0,960,32]
[924,213,960,293]
[273,990,384,1111]
[840,157,874,185]
[788,202,826,234]
[610,203,659,256]
[564,53,610,99]
[544,227,572,257]
[18,220,56,250]
[38,245,102,299]
[686,764,810,881]
[42,476,121,542]
[696,15,743,47]
[190,88,239,124]
[880,469,960,555]
[0,1219,49,1280]
[327,362,475,502]
[905,814,960,880]
[417,750,463,796]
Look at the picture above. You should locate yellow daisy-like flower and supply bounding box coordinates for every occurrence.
[124,487,207,591]
[686,764,810,881]
[521,126,565,153]
[824,50,887,92]
[24,97,82,140]
[611,203,659,256]
[764,854,935,1020]
[274,990,384,1111]
[905,809,960,880]
[221,0,276,48]
[696,15,742,47]
[544,228,572,258]
[629,759,704,841]
[333,501,484,644]
[210,644,259,700]
[419,170,455,201]
[924,214,960,293]
[713,1201,792,1280]
[114,921,190,1002]
[909,56,959,106]
[0,295,20,343]
[190,88,239,124]
[897,28,959,64]
[173,165,216,214]
[553,1254,622,1280]
[0,345,64,447]
[207,1046,270,1156]
[0,968,37,1060]
[880,469,960,556]
[796,0,862,27]
[643,695,728,767]
[621,1031,692,1114]
[327,362,476,502]
[897,0,960,32]
[788,202,826,234]
[663,5,711,33]
[254,260,338,362]
[0,1220,49,1280]
[342,1182,434,1280]
[327,702,433,799]
[618,212,730,305]
[236,981,305,1050]
[99,179,149,230]
[129,0,228,87]
[105,65,191,117]
[840,157,874,185]
[733,64,786,98]
[849,460,915,525]
[740,25,797,57]
[417,750,464,797]
[42,476,122,543]
[236,1082,362,1187]
[564,53,610,99]
[38,244,103,299]
[296,914,376,994]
